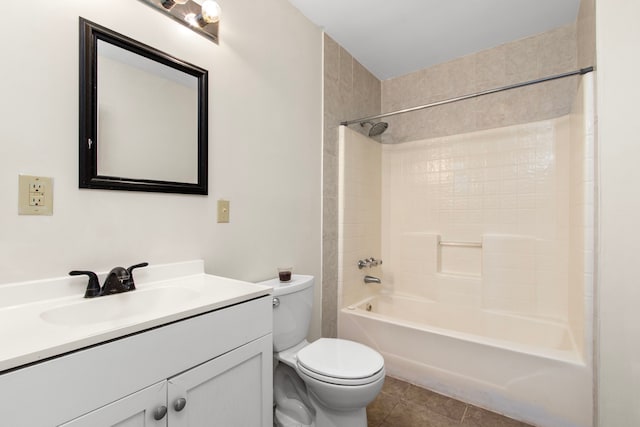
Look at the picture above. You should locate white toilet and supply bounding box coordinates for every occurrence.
[260,275,385,427]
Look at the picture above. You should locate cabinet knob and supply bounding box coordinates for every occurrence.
[173,397,187,412]
[153,405,167,420]
[272,297,280,308]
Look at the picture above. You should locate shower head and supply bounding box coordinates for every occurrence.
[360,121,389,137]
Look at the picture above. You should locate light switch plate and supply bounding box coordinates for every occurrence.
[217,199,230,223]
[19,175,53,215]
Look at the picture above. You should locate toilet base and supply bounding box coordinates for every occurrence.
[274,407,315,427]
[309,391,368,427]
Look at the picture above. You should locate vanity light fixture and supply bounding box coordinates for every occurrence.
[161,0,189,10]
[202,1,222,21]
[140,0,221,43]
[185,0,221,27]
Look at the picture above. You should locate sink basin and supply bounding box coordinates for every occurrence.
[0,260,273,374]
[40,287,200,326]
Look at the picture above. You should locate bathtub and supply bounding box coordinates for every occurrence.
[339,294,592,427]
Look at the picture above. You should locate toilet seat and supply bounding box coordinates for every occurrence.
[297,361,385,386]
[296,338,385,386]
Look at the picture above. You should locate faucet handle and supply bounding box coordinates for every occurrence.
[124,262,149,291]
[367,257,383,267]
[69,270,101,298]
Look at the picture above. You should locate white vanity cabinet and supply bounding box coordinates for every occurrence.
[167,335,270,426]
[1,295,273,427]
[59,381,167,427]
[61,335,271,427]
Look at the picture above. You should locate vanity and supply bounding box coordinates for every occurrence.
[0,261,273,426]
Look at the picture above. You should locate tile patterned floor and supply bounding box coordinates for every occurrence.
[367,376,534,427]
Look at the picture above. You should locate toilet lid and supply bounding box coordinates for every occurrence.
[296,338,384,382]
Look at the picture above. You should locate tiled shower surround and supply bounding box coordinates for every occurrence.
[340,96,592,324]
[337,74,594,424]
[339,70,594,353]
[325,1,596,424]
[381,115,588,324]
[323,0,594,336]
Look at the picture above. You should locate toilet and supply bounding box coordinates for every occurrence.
[259,275,385,427]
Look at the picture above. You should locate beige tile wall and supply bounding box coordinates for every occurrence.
[577,0,596,69]
[381,24,579,144]
[323,35,381,337]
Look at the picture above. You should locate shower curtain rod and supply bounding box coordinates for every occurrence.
[340,66,594,126]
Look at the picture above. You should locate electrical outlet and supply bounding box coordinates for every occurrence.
[29,194,45,206]
[30,182,44,193]
[19,175,53,215]
[217,199,230,223]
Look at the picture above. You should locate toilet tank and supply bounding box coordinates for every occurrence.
[258,275,314,352]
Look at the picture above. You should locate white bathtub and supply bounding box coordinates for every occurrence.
[339,294,592,427]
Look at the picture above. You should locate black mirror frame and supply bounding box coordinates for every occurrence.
[79,18,208,195]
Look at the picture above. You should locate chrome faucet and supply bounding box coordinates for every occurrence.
[69,262,149,298]
[364,275,381,284]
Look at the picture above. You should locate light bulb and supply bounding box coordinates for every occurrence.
[185,13,198,27]
[200,0,221,24]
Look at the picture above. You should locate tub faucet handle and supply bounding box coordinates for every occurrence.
[358,258,383,269]
[368,257,382,267]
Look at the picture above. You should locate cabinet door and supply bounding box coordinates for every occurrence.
[168,334,272,427]
[60,381,167,427]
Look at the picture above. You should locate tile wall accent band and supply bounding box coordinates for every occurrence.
[341,67,594,126]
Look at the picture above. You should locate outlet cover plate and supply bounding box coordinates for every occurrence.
[19,175,53,215]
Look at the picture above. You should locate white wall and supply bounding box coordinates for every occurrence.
[596,0,640,424]
[0,0,323,338]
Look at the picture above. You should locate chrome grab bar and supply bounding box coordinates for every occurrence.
[438,241,482,248]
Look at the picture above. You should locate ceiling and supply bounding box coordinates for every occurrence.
[287,0,581,80]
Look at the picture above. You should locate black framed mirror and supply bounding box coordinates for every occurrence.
[79,18,208,194]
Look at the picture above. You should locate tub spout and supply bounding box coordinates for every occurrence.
[364,275,381,284]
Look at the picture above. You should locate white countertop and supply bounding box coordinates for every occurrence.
[0,261,271,372]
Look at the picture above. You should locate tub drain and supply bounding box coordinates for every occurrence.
[365,303,372,312]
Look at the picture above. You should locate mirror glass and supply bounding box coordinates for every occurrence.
[80,18,208,194]
[97,41,199,183]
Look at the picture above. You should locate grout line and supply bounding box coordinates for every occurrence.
[400,384,411,399]
[379,399,400,426]
[460,404,469,424]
